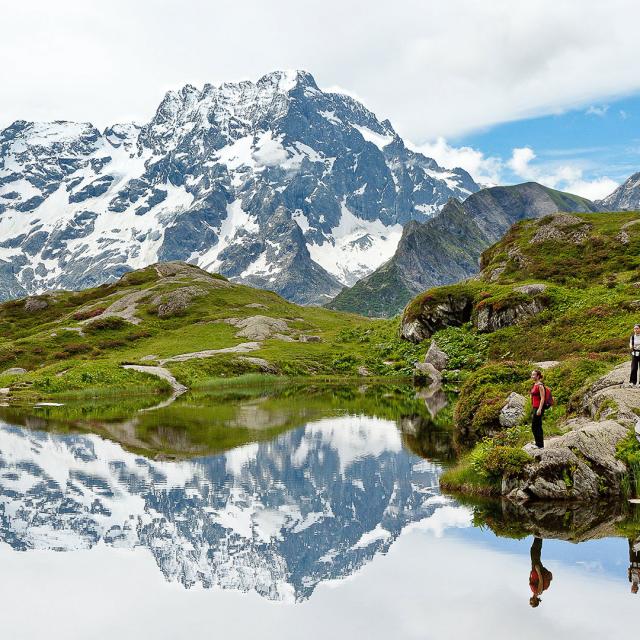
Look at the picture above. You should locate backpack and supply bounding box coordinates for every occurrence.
[542,385,554,410]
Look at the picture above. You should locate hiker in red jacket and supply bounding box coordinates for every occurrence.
[530,370,546,448]
[529,536,553,607]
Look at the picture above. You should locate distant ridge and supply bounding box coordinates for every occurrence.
[326,182,601,317]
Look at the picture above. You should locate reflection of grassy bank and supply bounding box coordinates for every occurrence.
[457,493,640,542]
[0,379,454,460]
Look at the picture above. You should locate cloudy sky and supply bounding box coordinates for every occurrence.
[2,0,640,197]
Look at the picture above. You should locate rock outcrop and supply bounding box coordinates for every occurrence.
[401,293,474,342]
[499,392,526,428]
[226,315,290,341]
[581,361,640,425]
[23,297,48,313]
[425,341,449,371]
[152,286,206,318]
[475,296,547,333]
[400,285,548,341]
[503,418,628,501]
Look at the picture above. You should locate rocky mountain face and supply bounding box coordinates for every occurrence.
[328,182,601,317]
[0,70,478,304]
[0,417,469,601]
[598,171,640,211]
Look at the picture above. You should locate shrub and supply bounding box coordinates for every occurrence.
[433,324,489,371]
[73,307,106,321]
[482,446,532,478]
[84,316,129,332]
[470,435,532,479]
[61,342,93,355]
[616,430,640,497]
[331,354,358,372]
[454,361,530,440]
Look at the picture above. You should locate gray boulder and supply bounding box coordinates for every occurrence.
[514,283,547,295]
[414,361,442,386]
[24,297,48,313]
[499,392,526,428]
[503,419,628,501]
[152,286,206,318]
[425,341,448,371]
[1,367,27,375]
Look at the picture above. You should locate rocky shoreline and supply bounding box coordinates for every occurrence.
[503,362,639,502]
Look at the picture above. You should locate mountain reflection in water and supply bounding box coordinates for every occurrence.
[0,415,465,601]
[2,384,640,640]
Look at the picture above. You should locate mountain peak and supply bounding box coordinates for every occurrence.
[257,69,319,93]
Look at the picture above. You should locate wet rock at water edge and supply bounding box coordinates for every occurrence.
[413,361,442,386]
[424,341,448,371]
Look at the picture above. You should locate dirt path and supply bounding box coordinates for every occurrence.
[122,364,188,411]
[158,342,260,364]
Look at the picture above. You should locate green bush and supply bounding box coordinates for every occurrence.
[433,324,489,370]
[84,316,130,332]
[454,361,530,440]
[331,354,358,372]
[470,435,532,479]
[616,430,640,497]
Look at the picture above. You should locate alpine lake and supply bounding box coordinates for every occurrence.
[0,378,637,639]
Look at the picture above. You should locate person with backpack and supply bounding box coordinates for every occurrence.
[629,324,640,387]
[529,536,553,607]
[530,369,548,448]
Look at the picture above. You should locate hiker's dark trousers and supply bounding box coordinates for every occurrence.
[631,354,640,385]
[531,411,544,448]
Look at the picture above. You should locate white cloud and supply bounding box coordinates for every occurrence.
[506,146,619,199]
[413,137,503,185]
[586,105,609,117]
[1,0,640,140]
[508,147,537,176]
[412,141,619,200]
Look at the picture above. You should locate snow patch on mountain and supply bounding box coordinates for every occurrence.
[0,70,479,303]
[308,202,403,285]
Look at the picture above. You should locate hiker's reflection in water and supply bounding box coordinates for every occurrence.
[529,537,553,608]
[629,537,640,594]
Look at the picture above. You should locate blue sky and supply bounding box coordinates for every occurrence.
[415,92,640,200]
[457,93,640,189]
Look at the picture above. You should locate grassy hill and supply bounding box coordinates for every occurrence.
[327,182,602,318]
[0,262,428,402]
[398,210,640,493]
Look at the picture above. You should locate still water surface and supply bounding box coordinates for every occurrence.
[0,382,636,639]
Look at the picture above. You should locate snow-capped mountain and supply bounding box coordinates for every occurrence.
[598,171,640,211]
[0,70,478,303]
[0,416,470,601]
